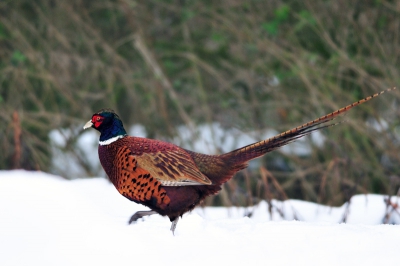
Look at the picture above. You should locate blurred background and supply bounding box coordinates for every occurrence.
[1,0,400,208]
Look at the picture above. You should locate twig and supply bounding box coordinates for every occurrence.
[12,111,21,169]
[260,166,274,219]
[383,196,400,224]
[340,198,352,223]
[133,34,196,132]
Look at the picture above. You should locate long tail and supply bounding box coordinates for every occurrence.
[223,87,396,167]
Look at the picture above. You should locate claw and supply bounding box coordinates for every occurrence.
[128,210,157,224]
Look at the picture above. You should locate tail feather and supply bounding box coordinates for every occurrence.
[223,87,395,165]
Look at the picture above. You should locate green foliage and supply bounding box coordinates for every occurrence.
[11,51,27,65]
[298,10,316,26]
[262,4,291,36]
[0,23,9,40]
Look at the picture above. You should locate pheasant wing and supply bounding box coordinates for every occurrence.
[135,149,212,186]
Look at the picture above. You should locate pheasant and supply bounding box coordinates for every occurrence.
[84,88,395,234]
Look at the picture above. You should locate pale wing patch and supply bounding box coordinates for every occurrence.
[135,150,212,186]
[159,180,206,186]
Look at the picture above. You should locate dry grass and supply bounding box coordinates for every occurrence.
[1,0,399,206]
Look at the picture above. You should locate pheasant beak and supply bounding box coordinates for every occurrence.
[83,120,93,130]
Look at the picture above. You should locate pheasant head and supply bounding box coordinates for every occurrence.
[83,109,127,145]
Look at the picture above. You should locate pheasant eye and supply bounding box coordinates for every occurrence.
[92,115,104,128]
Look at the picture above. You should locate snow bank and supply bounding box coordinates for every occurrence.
[0,170,399,266]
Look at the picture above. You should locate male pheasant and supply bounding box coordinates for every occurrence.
[84,88,395,234]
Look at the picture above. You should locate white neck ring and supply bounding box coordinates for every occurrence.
[99,135,125,146]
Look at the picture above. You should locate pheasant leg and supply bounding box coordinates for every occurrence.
[128,210,157,224]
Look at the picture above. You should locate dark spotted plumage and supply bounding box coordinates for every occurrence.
[84,88,395,234]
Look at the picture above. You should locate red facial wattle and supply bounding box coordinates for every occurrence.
[92,115,103,128]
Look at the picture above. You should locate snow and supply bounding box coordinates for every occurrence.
[0,170,399,266]
[49,129,102,178]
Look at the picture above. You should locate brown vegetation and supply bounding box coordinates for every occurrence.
[1,0,399,206]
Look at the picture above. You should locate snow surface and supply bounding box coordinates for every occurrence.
[1,170,399,266]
